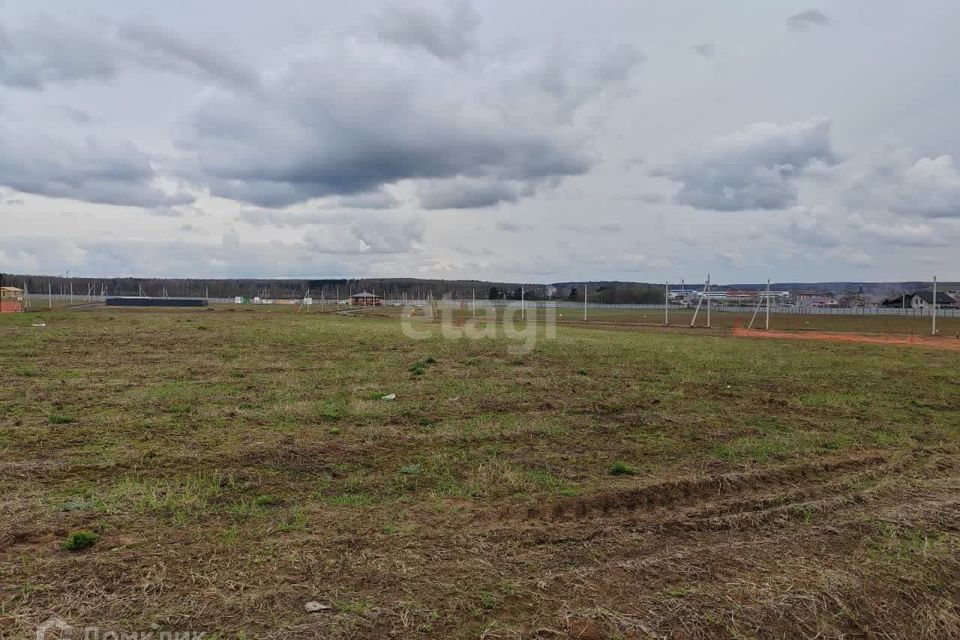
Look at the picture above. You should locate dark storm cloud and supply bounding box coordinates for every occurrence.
[656,118,835,211]
[178,17,640,208]
[1,6,640,211]
[373,2,480,60]
[787,9,830,32]
[0,125,192,207]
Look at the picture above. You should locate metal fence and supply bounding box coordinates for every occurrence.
[22,293,960,318]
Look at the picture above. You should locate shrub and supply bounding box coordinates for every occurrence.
[609,461,637,476]
[63,530,98,552]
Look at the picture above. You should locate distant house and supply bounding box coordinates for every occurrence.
[796,292,838,307]
[349,292,382,307]
[884,291,958,310]
[910,291,958,311]
[0,286,24,313]
[881,294,911,308]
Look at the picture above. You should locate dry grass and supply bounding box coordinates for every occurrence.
[1,307,958,639]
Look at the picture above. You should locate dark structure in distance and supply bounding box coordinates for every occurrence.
[105,297,209,307]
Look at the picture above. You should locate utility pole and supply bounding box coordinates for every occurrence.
[583,283,587,321]
[690,274,711,327]
[521,286,525,321]
[765,279,771,330]
[706,273,712,328]
[664,281,669,325]
[932,275,938,336]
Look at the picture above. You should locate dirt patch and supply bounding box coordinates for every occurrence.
[733,326,960,350]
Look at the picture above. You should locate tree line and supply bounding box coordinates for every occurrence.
[5,274,666,303]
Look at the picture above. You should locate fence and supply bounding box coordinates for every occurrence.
[21,293,960,318]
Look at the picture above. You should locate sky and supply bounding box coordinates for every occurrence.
[2,0,959,283]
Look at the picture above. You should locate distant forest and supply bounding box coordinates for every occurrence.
[3,274,668,303]
[6,274,947,303]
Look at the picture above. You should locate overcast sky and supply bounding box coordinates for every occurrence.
[2,0,959,283]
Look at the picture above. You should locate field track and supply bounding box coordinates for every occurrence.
[733,326,960,351]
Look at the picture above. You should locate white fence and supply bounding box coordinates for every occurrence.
[391,299,960,318]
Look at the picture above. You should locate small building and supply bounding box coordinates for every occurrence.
[909,291,957,311]
[883,291,957,310]
[795,292,839,307]
[0,286,24,313]
[350,292,382,307]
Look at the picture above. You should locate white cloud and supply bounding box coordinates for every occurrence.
[656,118,835,211]
[845,153,960,219]
[372,1,480,60]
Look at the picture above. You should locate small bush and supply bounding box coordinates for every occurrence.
[609,461,637,476]
[424,356,437,364]
[410,362,427,376]
[48,414,75,425]
[63,530,98,552]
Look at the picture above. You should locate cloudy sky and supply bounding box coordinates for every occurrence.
[2,0,959,283]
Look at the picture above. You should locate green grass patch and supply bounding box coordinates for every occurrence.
[609,461,637,476]
[63,530,99,552]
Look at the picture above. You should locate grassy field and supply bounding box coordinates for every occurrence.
[1,307,959,639]
[365,302,960,336]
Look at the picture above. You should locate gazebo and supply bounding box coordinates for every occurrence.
[349,292,382,307]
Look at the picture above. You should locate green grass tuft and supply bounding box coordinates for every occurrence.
[63,530,99,552]
[609,461,637,476]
